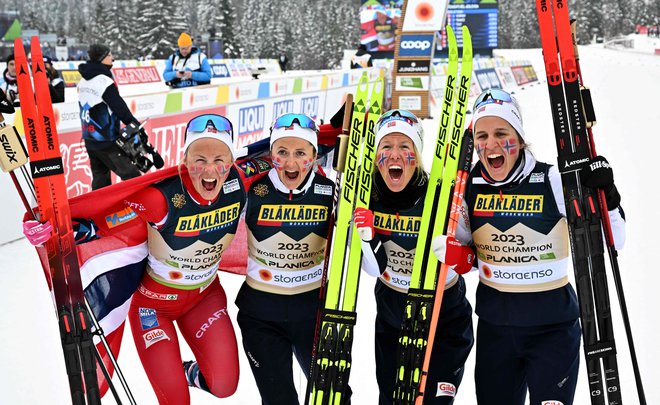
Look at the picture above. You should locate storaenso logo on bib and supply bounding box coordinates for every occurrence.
[31,157,64,179]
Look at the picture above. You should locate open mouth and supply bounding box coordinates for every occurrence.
[388,165,403,181]
[201,178,217,192]
[285,170,300,181]
[487,154,505,169]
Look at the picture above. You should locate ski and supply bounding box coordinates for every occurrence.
[308,72,384,405]
[392,25,473,405]
[14,37,101,405]
[535,1,646,404]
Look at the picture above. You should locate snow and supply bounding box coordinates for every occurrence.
[1,44,659,404]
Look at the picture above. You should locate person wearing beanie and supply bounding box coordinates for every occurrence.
[353,109,474,404]
[77,43,143,189]
[431,89,626,405]
[0,53,19,107]
[163,32,212,88]
[234,113,340,403]
[43,55,65,103]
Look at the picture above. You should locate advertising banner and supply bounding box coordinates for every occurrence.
[399,34,435,57]
[402,0,448,32]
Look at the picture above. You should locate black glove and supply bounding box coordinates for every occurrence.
[580,155,621,209]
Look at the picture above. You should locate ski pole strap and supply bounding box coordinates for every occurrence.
[322,309,357,325]
[585,340,617,361]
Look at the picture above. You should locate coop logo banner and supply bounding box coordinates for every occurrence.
[237,104,266,147]
[272,99,294,120]
[301,96,319,118]
[211,63,231,78]
[399,34,435,57]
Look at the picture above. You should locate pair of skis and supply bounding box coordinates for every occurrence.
[392,25,473,405]
[13,37,102,405]
[536,2,646,404]
[306,72,384,405]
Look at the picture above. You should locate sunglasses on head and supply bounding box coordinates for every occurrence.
[473,89,514,110]
[376,109,419,130]
[186,114,234,138]
[271,113,319,133]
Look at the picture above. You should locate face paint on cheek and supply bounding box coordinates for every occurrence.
[302,159,313,173]
[377,152,390,170]
[476,142,486,159]
[272,157,283,171]
[402,151,416,166]
[500,139,518,156]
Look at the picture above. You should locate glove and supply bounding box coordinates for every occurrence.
[431,235,475,275]
[23,220,53,246]
[354,207,374,242]
[580,155,621,209]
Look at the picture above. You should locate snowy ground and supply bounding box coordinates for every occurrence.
[1,44,659,404]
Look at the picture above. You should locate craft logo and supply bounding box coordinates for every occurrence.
[174,202,241,236]
[195,309,228,338]
[273,99,294,120]
[105,207,138,228]
[257,204,328,226]
[399,34,434,57]
[238,104,265,147]
[374,212,421,236]
[474,194,543,217]
[301,96,319,118]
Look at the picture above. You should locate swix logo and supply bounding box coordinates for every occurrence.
[301,96,319,118]
[0,134,19,163]
[273,99,294,120]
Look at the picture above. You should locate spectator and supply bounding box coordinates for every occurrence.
[351,44,373,69]
[1,54,19,107]
[163,32,212,88]
[77,43,143,190]
[44,56,65,103]
[278,52,288,73]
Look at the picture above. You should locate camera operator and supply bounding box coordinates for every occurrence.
[163,32,212,88]
[44,56,65,103]
[78,43,143,190]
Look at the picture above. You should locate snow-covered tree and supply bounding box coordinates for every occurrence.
[135,0,189,59]
[196,0,240,57]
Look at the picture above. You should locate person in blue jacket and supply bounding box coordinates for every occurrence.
[163,32,212,88]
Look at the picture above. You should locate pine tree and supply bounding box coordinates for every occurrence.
[196,0,240,58]
[135,0,189,59]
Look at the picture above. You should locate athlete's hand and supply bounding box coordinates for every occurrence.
[431,235,474,275]
[580,155,621,209]
[354,207,374,242]
[23,220,53,246]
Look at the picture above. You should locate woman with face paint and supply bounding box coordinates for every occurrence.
[120,114,243,404]
[353,109,474,404]
[235,113,336,404]
[432,89,626,405]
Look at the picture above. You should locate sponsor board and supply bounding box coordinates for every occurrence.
[236,104,266,148]
[399,34,435,57]
[395,76,430,91]
[398,95,422,111]
[210,63,231,78]
[397,60,431,74]
[272,99,294,120]
[113,66,161,85]
[300,96,319,118]
[474,68,503,91]
[61,70,82,87]
[402,0,448,32]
